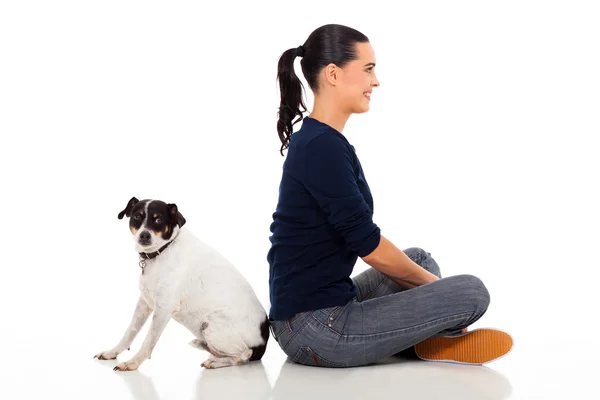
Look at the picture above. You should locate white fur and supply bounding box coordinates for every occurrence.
[95,220,268,370]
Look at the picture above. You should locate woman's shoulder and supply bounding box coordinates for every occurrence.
[293,125,351,154]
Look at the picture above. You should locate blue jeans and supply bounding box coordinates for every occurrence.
[269,247,490,367]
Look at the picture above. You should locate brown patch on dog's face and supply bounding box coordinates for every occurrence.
[148,212,167,238]
[130,226,138,235]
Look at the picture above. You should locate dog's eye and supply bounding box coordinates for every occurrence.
[155,218,163,224]
[133,214,141,220]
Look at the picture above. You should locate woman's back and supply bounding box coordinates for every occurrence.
[267,116,381,321]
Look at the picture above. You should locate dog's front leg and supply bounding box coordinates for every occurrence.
[113,304,172,371]
[94,295,152,360]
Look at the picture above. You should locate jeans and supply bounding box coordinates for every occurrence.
[269,247,490,367]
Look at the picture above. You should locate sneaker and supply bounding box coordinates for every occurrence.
[414,328,513,365]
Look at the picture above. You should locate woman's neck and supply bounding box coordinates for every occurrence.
[309,96,350,133]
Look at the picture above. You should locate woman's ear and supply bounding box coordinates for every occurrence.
[324,63,339,87]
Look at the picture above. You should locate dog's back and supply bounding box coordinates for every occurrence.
[150,228,269,360]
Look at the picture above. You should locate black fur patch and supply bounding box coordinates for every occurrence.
[146,201,176,240]
[249,315,270,361]
[118,196,141,219]
[128,199,149,232]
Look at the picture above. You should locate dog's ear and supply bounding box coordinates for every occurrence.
[118,197,139,219]
[168,203,186,228]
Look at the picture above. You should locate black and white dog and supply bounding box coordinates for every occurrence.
[94,197,269,370]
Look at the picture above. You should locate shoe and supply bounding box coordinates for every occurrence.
[414,328,513,365]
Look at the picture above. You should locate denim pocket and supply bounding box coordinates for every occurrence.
[269,320,288,342]
[292,346,346,368]
[272,312,313,353]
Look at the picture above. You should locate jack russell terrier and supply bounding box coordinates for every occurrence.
[94,197,269,370]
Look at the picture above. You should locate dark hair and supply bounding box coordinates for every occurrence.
[276,24,369,156]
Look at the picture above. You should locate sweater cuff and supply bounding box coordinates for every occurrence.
[356,225,381,257]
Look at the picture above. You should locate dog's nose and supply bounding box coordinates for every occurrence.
[140,231,151,242]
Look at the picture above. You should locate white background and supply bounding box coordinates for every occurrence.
[1,1,598,399]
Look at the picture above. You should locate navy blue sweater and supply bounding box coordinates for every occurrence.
[267,116,381,321]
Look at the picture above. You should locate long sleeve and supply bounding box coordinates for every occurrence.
[299,133,381,257]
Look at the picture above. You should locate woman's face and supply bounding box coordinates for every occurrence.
[337,41,380,114]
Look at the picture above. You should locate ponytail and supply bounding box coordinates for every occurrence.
[276,47,307,156]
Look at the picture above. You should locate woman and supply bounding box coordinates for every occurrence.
[267,24,512,368]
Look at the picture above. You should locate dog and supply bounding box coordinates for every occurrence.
[94,197,270,370]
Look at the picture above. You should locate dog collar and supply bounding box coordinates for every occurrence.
[139,240,174,260]
[138,240,175,274]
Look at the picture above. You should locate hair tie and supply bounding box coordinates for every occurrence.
[296,45,305,58]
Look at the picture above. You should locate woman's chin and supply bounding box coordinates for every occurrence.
[360,99,371,112]
[356,105,370,114]
[350,100,370,114]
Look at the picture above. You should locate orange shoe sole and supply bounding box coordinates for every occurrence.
[414,328,513,365]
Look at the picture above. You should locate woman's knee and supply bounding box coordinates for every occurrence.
[455,274,490,312]
[404,247,441,278]
[404,247,427,260]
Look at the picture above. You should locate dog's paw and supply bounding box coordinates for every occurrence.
[94,350,120,360]
[202,356,238,369]
[201,359,216,369]
[113,360,140,371]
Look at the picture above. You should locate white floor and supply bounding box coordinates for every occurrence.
[3,218,599,400]
[3,301,598,400]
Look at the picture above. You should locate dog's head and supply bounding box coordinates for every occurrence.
[117,197,186,253]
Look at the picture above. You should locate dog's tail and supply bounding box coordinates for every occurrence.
[248,315,270,361]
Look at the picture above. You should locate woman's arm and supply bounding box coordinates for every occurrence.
[298,133,435,289]
[361,234,440,288]
[299,134,381,257]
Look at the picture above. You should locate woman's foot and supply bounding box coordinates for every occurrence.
[414,328,513,365]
